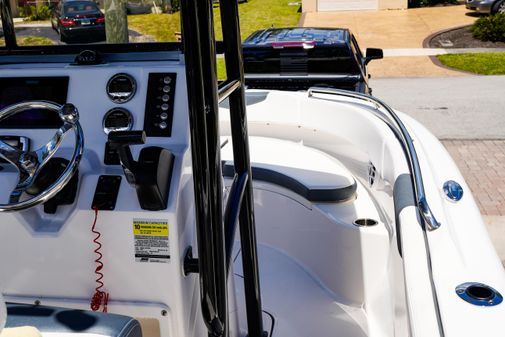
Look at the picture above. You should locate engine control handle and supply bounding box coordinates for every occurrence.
[108,130,146,146]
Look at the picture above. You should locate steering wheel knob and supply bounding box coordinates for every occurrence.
[59,103,79,124]
[19,153,37,172]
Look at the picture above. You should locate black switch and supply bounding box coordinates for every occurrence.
[104,141,120,165]
[91,175,122,210]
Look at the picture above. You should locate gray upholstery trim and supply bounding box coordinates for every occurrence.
[6,303,142,337]
[223,162,357,203]
[393,173,416,257]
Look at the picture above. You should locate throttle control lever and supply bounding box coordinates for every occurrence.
[108,131,174,211]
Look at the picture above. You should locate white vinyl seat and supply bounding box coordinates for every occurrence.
[222,136,357,203]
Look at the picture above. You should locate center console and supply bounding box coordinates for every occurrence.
[0,56,195,337]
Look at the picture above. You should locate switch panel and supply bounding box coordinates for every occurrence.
[91,175,122,210]
[143,73,177,137]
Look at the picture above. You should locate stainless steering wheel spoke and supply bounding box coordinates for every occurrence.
[0,138,22,167]
[33,123,73,169]
[9,176,34,204]
[0,101,84,212]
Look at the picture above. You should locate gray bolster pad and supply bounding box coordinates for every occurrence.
[6,303,142,337]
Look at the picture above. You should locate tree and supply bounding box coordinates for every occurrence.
[9,0,18,17]
[104,0,129,43]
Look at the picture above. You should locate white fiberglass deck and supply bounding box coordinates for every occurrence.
[234,245,368,337]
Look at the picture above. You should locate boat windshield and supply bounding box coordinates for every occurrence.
[1,0,181,48]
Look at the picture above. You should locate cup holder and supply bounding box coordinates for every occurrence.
[456,282,503,306]
[466,285,494,301]
[353,218,378,227]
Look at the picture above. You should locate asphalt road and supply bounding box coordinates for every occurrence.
[370,76,505,140]
[16,26,61,42]
[14,25,149,44]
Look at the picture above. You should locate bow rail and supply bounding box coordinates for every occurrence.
[308,87,441,231]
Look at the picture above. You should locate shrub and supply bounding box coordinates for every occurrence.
[472,14,505,42]
[408,0,457,8]
[19,6,27,17]
[22,4,52,21]
[167,0,180,13]
[423,0,457,5]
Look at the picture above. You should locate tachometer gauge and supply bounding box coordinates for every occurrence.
[106,73,136,103]
[103,108,133,134]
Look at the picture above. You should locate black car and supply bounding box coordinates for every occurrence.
[242,28,383,94]
[50,0,105,43]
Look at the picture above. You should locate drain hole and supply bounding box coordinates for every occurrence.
[353,218,378,227]
[466,285,494,301]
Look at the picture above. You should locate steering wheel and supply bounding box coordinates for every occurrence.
[0,101,84,212]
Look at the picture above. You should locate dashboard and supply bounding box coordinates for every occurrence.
[0,61,188,158]
[0,71,178,136]
[0,60,190,217]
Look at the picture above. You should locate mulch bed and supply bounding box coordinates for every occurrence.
[429,25,505,48]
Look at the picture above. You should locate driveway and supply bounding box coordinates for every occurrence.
[371,76,505,139]
[372,76,505,261]
[15,25,60,42]
[13,23,151,44]
[300,4,479,77]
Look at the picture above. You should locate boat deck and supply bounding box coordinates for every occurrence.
[234,245,368,337]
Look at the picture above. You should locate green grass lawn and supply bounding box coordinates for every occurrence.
[437,53,505,75]
[128,0,300,42]
[0,36,54,46]
[213,0,301,41]
[128,0,300,79]
[128,13,181,42]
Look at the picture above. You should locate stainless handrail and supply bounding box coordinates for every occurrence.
[307,87,441,231]
[218,79,241,104]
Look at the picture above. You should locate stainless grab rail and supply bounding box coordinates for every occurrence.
[307,87,441,231]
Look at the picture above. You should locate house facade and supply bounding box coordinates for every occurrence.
[302,0,407,12]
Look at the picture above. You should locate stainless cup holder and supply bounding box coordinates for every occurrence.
[456,282,503,306]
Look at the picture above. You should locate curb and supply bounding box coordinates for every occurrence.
[422,24,477,76]
[422,24,473,48]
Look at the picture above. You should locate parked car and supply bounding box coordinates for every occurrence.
[466,0,505,14]
[50,0,105,43]
[242,27,383,94]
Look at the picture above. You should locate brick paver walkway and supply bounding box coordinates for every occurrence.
[442,140,505,216]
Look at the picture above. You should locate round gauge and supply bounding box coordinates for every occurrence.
[103,108,133,134]
[106,73,136,103]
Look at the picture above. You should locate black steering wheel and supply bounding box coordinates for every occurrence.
[0,101,84,211]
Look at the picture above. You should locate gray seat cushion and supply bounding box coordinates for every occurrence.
[6,303,142,337]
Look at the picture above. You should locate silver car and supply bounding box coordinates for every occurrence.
[466,0,505,14]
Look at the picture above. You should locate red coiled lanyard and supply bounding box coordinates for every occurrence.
[90,208,110,312]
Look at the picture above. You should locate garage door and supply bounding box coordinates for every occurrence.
[317,0,378,11]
